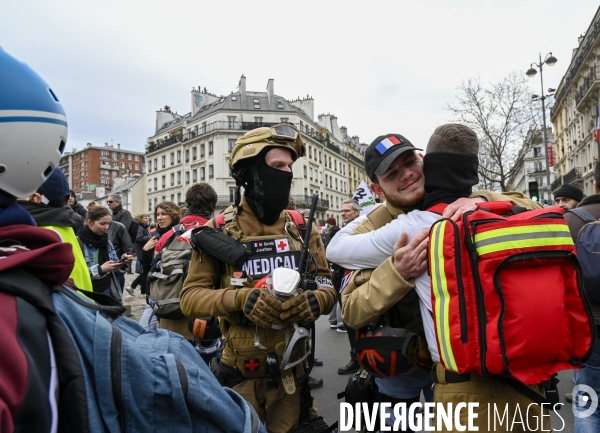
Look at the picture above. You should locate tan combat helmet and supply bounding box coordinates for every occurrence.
[229,124,306,169]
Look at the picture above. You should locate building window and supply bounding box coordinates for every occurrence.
[310,168,313,181]
[120,162,125,168]
[154,159,157,171]
[161,176,165,189]
[228,139,236,152]
[177,150,181,163]
[135,155,140,161]
[192,146,197,160]
[209,141,213,156]
[120,153,125,160]
[185,171,190,185]
[161,156,166,168]
[200,167,205,181]
[135,164,140,170]
[200,144,205,158]
[303,166,307,179]
[202,122,207,134]
[334,160,337,171]
[170,173,174,186]
[255,117,263,126]
[209,165,214,179]
[148,200,152,212]
[177,193,181,204]
[229,187,236,203]
[228,116,236,130]
[101,151,110,158]
[280,117,288,122]
[185,149,190,162]
[128,164,132,170]
[177,171,181,185]
[170,153,174,166]
[128,154,132,160]
[192,169,197,183]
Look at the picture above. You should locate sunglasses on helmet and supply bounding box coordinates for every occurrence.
[270,125,298,142]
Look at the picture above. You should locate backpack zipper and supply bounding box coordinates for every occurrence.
[111,327,126,432]
[446,219,468,343]
[463,212,490,375]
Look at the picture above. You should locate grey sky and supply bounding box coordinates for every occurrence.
[2,0,597,154]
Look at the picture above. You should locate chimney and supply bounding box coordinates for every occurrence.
[578,34,585,46]
[266,79,274,108]
[191,88,203,116]
[340,126,348,135]
[352,135,360,144]
[117,143,121,149]
[86,142,92,148]
[239,75,246,103]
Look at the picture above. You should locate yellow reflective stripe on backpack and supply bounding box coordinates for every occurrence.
[473,224,573,256]
[430,222,458,372]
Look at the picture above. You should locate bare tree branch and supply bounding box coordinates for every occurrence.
[447,72,540,192]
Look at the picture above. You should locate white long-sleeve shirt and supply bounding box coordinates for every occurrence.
[326,210,442,362]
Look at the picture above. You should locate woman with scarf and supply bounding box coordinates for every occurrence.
[138,202,181,330]
[78,206,132,301]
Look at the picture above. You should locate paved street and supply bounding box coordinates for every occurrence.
[123,271,577,432]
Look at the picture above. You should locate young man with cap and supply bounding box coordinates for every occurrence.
[180,124,337,433]
[327,127,541,430]
[554,183,585,211]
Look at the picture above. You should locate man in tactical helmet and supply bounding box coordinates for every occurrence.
[181,124,337,433]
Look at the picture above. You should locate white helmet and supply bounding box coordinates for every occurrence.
[0,47,68,198]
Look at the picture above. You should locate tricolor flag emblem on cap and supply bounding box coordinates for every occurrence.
[375,136,403,155]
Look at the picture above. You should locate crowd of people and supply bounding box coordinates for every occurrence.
[2,47,599,433]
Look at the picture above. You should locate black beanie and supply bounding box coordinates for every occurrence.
[553,184,584,203]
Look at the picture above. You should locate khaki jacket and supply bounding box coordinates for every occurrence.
[341,190,543,330]
[180,197,336,376]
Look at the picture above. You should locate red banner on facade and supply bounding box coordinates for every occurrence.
[548,143,554,167]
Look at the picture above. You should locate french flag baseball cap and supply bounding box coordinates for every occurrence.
[364,134,422,181]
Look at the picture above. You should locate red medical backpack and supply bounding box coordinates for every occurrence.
[427,201,595,385]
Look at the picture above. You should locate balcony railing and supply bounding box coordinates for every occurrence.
[551,176,563,192]
[563,167,582,185]
[147,121,359,161]
[291,195,330,210]
[575,67,600,110]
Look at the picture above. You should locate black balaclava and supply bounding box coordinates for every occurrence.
[234,149,293,225]
[421,152,479,210]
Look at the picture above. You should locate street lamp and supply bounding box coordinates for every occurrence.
[526,52,557,203]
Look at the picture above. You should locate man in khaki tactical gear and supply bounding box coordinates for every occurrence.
[181,124,336,433]
[327,131,542,429]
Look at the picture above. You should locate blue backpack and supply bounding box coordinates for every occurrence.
[0,266,264,433]
[570,207,600,303]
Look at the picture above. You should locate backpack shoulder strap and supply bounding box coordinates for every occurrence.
[213,213,225,229]
[426,203,448,215]
[366,204,394,229]
[568,208,598,224]
[213,206,236,229]
[285,209,307,239]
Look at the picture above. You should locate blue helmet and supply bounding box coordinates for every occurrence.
[0,47,67,198]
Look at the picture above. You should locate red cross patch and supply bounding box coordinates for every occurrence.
[244,359,260,371]
[275,238,289,253]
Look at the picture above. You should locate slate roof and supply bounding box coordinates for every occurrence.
[155,91,311,136]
